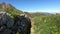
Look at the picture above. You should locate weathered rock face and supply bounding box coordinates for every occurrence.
[0,12,14,28]
[0,12,14,34]
[0,12,31,34]
[15,15,31,34]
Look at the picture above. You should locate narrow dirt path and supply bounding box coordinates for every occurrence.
[31,18,34,34]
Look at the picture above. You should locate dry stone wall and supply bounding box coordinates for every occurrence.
[0,12,31,34]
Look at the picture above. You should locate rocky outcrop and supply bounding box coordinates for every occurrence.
[0,12,14,34]
[15,15,31,34]
[0,12,31,34]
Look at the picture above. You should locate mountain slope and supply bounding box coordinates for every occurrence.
[0,2,23,18]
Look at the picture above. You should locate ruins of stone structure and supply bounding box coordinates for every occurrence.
[0,12,31,34]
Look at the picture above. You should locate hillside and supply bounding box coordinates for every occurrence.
[24,12,52,18]
[0,2,23,18]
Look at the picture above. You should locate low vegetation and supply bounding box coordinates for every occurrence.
[33,14,60,34]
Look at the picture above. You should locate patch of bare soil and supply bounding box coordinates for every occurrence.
[31,18,34,34]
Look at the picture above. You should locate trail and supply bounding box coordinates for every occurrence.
[31,18,34,34]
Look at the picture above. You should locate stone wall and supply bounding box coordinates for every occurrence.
[0,12,31,34]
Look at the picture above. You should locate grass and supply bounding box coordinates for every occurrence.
[33,15,60,34]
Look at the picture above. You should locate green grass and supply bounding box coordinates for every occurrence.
[33,15,60,34]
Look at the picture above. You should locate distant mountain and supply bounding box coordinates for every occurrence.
[24,12,52,18]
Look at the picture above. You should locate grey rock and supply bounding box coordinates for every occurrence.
[0,25,6,32]
[0,12,31,34]
[3,29,12,34]
[15,15,31,34]
[0,12,14,28]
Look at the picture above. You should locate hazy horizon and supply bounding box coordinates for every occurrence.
[0,0,60,13]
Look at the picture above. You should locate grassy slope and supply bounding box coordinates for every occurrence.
[33,14,60,34]
[0,3,23,18]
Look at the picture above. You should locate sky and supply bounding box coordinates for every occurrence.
[0,0,60,13]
